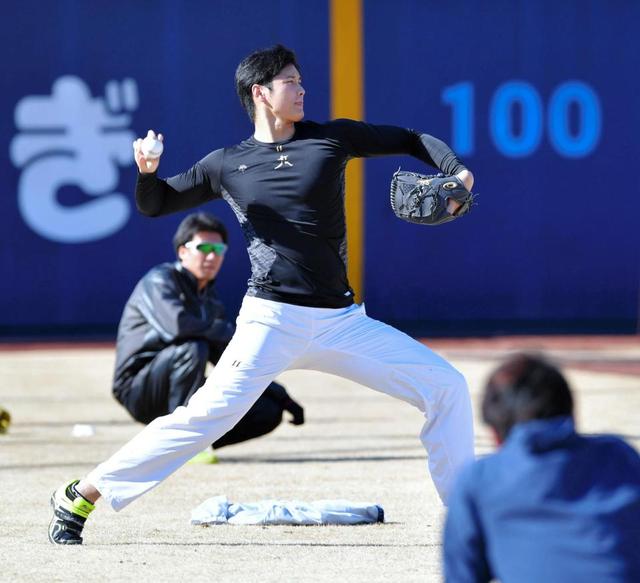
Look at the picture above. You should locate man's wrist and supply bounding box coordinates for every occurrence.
[137,170,158,179]
[455,169,474,191]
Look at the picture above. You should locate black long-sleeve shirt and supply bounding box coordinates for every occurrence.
[136,119,466,308]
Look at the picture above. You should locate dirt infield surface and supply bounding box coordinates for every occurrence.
[1,337,638,582]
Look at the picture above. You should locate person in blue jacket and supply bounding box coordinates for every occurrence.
[444,353,640,583]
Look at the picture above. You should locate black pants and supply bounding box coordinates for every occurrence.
[116,340,284,449]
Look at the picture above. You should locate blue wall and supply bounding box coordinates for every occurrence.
[362,0,640,333]
[1,1,638,337]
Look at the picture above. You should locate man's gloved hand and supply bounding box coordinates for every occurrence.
[390,169,475,226]
[283,398,305,425]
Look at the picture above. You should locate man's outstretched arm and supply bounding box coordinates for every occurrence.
[132,129,223,217]
[328,119,473,187]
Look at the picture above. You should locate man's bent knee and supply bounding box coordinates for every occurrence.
[172,340,209,376]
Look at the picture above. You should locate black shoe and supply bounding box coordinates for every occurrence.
[48,480,95,545]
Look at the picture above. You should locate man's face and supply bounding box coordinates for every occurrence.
[178,230,226,288]
[263,64,305,122]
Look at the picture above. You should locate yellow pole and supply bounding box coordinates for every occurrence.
[330,0,364,302]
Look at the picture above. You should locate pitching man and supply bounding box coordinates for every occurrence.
[49,44,476,544]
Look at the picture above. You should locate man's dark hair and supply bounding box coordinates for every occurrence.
[235,44,300,121]
[172,212,228,256]
[481,353,574,441]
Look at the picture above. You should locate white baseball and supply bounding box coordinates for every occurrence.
[141,136,164,159]
[71,424,95,437]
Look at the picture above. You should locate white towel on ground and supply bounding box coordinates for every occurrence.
[190,496,384,526]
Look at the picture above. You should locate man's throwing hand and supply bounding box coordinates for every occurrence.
[133,129,164,174]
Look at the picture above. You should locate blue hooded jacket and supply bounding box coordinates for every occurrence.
[444,417,640,582]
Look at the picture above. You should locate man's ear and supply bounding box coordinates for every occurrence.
[177,246,188,262]
[490,427,503,447]
[252,83,269,105]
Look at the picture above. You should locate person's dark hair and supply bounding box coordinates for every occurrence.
[172,212,228,257]
[481,353,574,441]
[235,44,300,121]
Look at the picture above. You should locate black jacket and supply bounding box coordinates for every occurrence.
[112,262,234,396]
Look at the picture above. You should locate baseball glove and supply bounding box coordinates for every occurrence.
[390,169,475,226]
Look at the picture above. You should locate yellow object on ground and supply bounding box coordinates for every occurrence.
[0,407,10,434]
[187,448,219,465]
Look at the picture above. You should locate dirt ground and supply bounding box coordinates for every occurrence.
[1,337,638,582]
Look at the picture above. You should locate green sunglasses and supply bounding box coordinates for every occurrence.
[185,241,228,256]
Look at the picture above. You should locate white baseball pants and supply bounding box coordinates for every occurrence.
[87,296,474,510]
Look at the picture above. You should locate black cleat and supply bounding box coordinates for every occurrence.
[48,480,95,545]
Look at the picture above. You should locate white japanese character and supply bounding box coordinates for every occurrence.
[274,154,293,169]
[10,76,139,243]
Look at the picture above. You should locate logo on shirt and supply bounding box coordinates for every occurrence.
[274,155,293,169]
[238,164,248,173]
